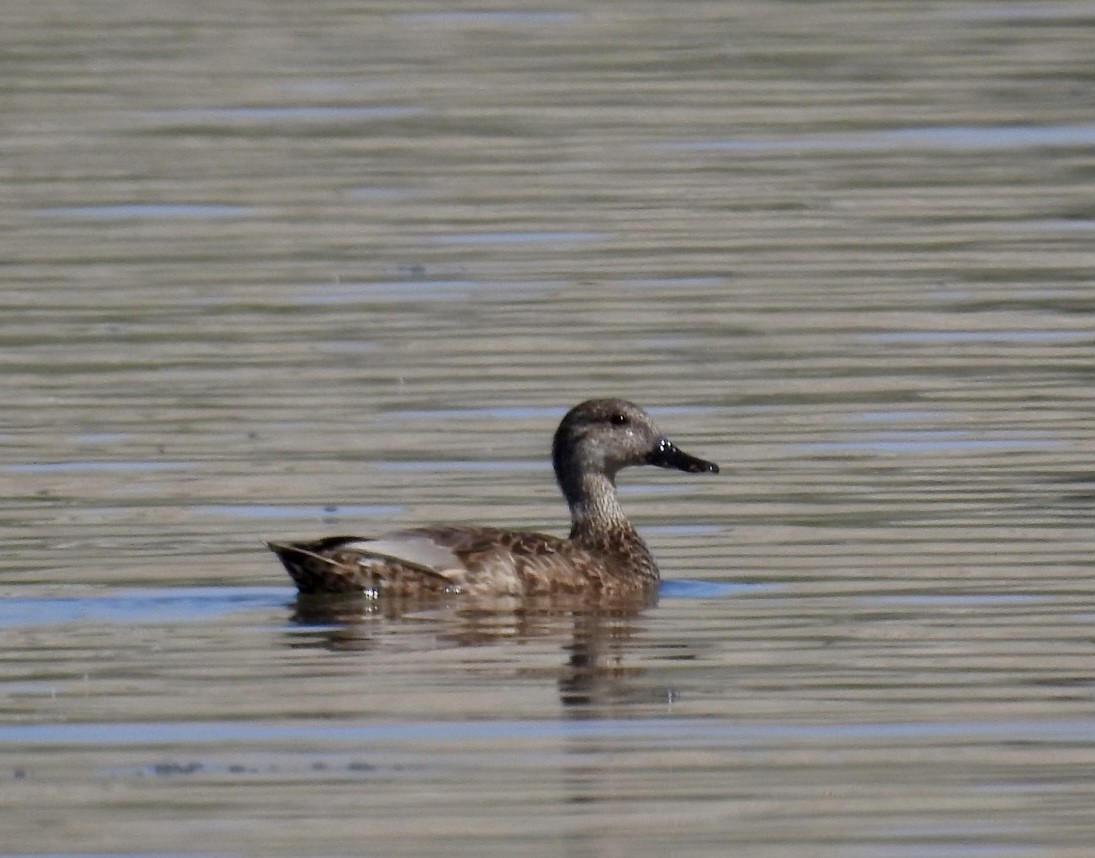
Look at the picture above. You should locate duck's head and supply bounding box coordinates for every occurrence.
[552,398,719,485]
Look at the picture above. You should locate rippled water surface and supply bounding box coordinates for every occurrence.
[3,1,1095,855]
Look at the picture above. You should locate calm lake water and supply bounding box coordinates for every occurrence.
[3,1,1095,855]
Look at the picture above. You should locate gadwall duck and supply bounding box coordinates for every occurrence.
[268,398,718,598]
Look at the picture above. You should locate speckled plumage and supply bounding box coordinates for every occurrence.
[268,398,718,599]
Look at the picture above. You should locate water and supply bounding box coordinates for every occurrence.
[3,0,1095,855]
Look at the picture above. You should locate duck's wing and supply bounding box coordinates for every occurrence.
[269,526,573,597]
[267,533,461,596]
[359,526,570,596]
[386,526,610,596]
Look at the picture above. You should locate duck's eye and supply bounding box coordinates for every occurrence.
[609,413,629,426]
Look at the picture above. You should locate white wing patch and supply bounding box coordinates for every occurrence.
[341,534,463,574]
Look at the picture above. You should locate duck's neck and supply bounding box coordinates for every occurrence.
[561,471,635,540]
[558,468,659,580]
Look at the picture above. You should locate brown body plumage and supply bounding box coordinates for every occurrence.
[268,398,718,598]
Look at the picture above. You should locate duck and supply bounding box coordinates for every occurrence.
[268,398,719,598]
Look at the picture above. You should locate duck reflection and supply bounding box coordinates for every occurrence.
[287,588,676,713]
